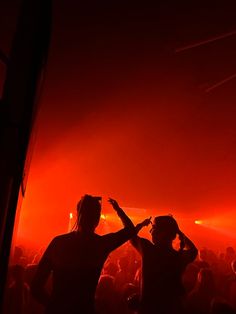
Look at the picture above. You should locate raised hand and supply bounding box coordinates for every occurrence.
[140,217,152,228]
[108,198,135,230]
[177,229,185,240]
[108,198,120,211]
[135,217,152,233]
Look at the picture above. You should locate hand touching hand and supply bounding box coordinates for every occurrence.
[135,217,152,233]
[140,217,152,228]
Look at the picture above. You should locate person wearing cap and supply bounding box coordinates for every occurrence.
[124,213,198,314]
[31,195,149,314]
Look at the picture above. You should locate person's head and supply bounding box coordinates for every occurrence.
[219,252,225,260]
[96,275,115,300]
[76,194,101,233]
[197,268,215,292]
[104,261,119,276]
[150,215,179,245]
[226,246,235,256]
[231,259,236,274]
[199,249,208,261]
[211,297,236,314]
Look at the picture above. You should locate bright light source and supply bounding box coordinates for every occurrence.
[69,213,73,219]
[195,220,202,225]
[101,214,106,220]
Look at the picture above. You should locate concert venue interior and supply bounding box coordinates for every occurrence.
[1,0,236,304]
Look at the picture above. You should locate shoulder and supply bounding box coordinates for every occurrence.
[41,233,76,260]
[46,232,75,249]
[53,232,77,242]
[131,236,153,251]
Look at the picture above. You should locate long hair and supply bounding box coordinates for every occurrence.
[73,195,101,232]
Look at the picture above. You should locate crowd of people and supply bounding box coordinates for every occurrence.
[4,195,236,314]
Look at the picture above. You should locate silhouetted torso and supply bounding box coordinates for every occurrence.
[33,230,132,314]
[135,238,196,314]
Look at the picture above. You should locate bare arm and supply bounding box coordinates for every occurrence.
[108,198,151,233]
[108,198,151,252]
[108,198,134,230]
[178,230,198,263]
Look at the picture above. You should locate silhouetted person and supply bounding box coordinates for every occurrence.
[186,268,217,314]
[31,195,149,314]
[225,260,236,310]
[103,259,119,277]
[195,249,210,269]
[5,265,30,314]
[95,274,116,314]
[211,297,236,314]
[120,213,198,314]
[114,256,133,291]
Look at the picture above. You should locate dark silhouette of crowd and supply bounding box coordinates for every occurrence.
[3,195,236,314]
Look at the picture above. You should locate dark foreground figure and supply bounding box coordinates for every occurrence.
[130,215,198,314]
[31,195,148,314]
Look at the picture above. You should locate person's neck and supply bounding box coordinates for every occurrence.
[77,227,94,235]
[156,241,173,249]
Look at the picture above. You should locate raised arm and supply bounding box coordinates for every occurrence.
[127,218,152,254]
[108,198,151,232]
[108,198,151,252]
[178,230,198,263]
[108,198,134,229]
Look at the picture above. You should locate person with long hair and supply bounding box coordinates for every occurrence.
[31,195,150,314]
[186,268,217,314]
[109,200,198,314]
